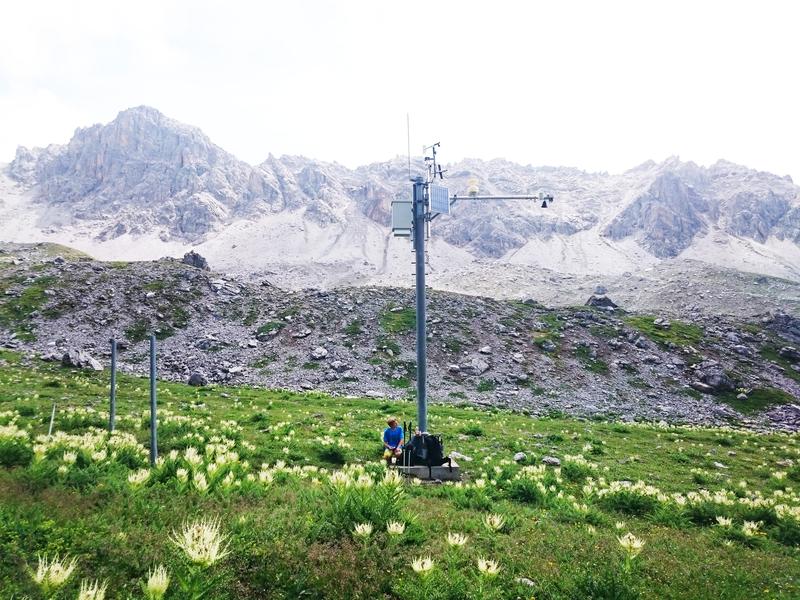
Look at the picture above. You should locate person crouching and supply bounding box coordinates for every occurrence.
[382,417,404,465]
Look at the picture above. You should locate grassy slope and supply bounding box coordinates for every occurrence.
[0,351,799,599]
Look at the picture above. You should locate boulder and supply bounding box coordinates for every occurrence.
[62,349,102,371]
[311,346,329,360]
[513,451,527,463]
[463,356,490,376]
[691,381,713,394]
[586,295,618,309]
[693,360,735,393]
[539,340,557,353]
[330,360,350,372]
[542,456,561,467]
[188,372,208,386]
[181,251,210,271]
[779,346,800,362]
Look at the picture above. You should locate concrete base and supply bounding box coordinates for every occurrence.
[392,460,461,482]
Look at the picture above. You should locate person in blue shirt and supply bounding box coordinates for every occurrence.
[383,417,404,465]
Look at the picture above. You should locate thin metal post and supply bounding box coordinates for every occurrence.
[149,334,158,465]
[413,176,428,433]
[48,403,56,437]
[109,338,117,432]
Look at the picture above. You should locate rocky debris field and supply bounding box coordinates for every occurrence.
[1,243,799,431]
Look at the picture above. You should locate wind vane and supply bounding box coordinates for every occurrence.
[391,142,554,432]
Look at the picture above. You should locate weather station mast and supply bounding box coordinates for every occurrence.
[391,141,554,480]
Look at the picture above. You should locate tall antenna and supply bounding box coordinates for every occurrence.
[407,113,412,181]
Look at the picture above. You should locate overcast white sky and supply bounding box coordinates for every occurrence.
[1,0,798,179]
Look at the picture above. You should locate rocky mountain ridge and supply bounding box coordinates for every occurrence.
[1,243,798,431]
[1,106,799,291]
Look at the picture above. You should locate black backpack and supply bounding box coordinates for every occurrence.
[402,432,451,478]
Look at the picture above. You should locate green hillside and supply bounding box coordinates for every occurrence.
[1,350,798,599]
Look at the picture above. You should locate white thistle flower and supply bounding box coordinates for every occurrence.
[144,564,170,600]
[193,472,209,493]
[617,532,644,559]
[78,579,108,600]
[477,557,501,577]
[483,513,505,532]
[170,517,231,567]
[128,468,150,486]
[31,554,77,592]
[741,521,763,537]
[446,532,469,547]
[386,521,406,536]
[353,522,373,539]
[715,516,733,527]
[411,556,434,575]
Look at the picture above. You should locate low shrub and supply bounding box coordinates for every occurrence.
[0,438,33,467]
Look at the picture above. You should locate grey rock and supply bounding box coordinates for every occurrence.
[463,357,490,376]
[540,340,557,353]
[586,295,618,309]
[182,251,210,271]
[694,360,736,392]
[188,372,208,386]
[542,456,561,466]
[691,381,713,394]
[311,346,328,360]
[513,451,527,462]
[62,349,102,371]
[479,345,492,355]
[779,346,800,362]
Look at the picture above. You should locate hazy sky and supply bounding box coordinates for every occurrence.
[1,1,798,179]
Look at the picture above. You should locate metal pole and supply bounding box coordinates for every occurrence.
[48,403,56,437]
[149,334,158,465]
[412,176,428,433]
[109,338,117,432]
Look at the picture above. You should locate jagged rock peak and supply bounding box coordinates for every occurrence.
[9,106,282,242]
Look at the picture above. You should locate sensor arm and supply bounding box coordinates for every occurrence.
[429,193,554,221]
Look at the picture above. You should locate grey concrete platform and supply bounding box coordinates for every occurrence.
[392,460,461,481]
